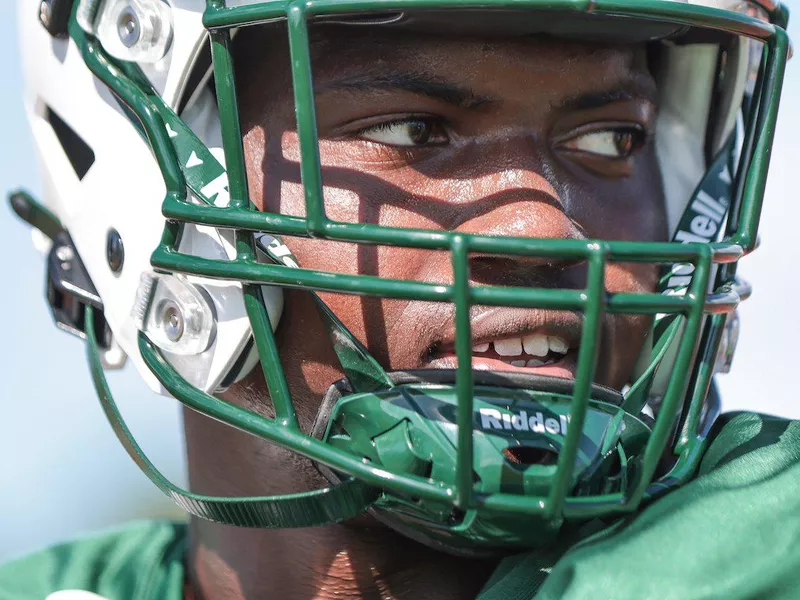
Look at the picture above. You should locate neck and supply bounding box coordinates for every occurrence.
[187,518,496,600]
[182,406,496,600]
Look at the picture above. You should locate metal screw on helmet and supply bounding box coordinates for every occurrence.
[160,302,185,342]
[106,228,124,274]
[55,245,74,263]
[117,6,141,48]
[55,244,74,271]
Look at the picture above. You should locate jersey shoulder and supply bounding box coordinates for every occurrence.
[0,520,186,600]
[549,411,800,600]
[480,411,800,600]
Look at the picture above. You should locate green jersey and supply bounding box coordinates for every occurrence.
[3,412,800,600]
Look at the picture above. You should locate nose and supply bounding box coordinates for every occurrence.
[452,168,589,288]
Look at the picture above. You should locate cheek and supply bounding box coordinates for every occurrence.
[254,132,438,228]
[606,262,659,294]
[288,234,445,368]
[252,130,444,367]
[600,262,658,388]
[553,150,666,243]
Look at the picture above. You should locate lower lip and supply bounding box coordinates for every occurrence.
[426,352,578,379]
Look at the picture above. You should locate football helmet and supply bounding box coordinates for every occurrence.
[11,0,790,555]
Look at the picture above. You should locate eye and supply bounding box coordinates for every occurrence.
[357,118,448,147]
[562,126,646,159]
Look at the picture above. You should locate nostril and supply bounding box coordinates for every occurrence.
[469,256,547,287]
[503,446,558,466]
[470,255,557,270]
[469,256,523,281]
[468,255,587,288]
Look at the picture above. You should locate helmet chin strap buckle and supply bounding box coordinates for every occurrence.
[8,189,106,345]
[8,189,127,370]
[46,233,128,370]
[46,232,103,339]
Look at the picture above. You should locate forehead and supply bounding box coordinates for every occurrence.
[309,26,642,65]
[235,24,654,104]
[308,26,649,85]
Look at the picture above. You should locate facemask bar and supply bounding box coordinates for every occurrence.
[63,0,789,530]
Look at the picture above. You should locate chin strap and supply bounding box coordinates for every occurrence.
[85,305,381,528]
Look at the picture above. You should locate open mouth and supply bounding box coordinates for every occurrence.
[428,332,579,379]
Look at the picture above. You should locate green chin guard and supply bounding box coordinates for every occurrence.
[314,371,650,554]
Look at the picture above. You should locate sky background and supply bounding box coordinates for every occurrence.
[1,1,798,563]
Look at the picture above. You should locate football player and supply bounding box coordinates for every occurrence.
[1,0,797,598]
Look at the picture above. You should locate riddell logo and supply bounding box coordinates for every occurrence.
[479,407,568,435]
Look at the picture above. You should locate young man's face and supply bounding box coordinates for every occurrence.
[232,25,665,425]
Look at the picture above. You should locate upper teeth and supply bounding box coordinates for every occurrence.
[523,333,548,356]
[494,338,522,356]
[472,334,570,357]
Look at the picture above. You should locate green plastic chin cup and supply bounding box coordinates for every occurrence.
[319,372,651,553]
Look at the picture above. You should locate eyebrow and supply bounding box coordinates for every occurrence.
[319,70,658,114]
[555,76,659,112]
[320,71,494,110]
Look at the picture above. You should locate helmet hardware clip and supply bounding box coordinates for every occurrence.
[38,0,73,38]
